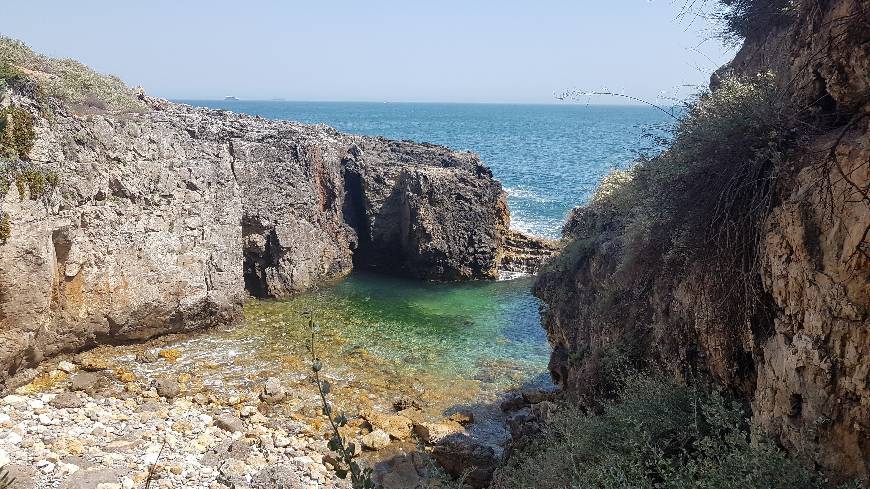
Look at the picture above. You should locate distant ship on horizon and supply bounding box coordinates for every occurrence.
[224,96,239,101]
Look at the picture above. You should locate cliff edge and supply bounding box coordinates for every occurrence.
[0,37,553,386]
[535,0,868,481]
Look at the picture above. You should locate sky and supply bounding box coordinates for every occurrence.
[1,1,736,104]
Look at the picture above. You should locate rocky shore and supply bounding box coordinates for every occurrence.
[0,338,550,489]
[0,36,557,386]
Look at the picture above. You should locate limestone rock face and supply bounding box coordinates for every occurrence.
[344,139,510,280]
[535,0,869,481]
[0,86,515,384]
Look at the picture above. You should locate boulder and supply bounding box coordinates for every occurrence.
[214,414,245,433]
[432,434,502,488]
[49,391,84,409]
[259,377,286,403]
[69,372,103,394]
[447,409,474,426]
[361,429,391,450]
[361,409,413,440]
[412,421,462,444]
[154,376,180,398]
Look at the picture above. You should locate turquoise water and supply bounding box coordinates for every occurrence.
[179,100,669,397]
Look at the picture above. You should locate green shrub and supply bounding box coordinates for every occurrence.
[0,162,59,201]
[0,105,35,160]
[492,374,843,489]
[0,212,10,244]
[716,0,799,42]
[559,71,803,340]
[0,60,26,92]
[0,36,147,113]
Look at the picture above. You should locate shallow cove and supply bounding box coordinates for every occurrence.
[158,271,553,418]
[241,271,552,394]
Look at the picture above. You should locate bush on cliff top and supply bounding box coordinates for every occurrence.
[491,374,846,489]
[0,36,147,113]
[716,0,799,41]
[544,71,801,359]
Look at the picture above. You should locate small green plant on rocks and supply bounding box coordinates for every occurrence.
[492,373,855,489]
[0,105,35,160]
[307,318,377,489]
[0,36,148,114]
[0,212,10,244]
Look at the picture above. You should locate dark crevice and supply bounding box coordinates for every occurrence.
[243,225,279,299]
[342,166,370,247]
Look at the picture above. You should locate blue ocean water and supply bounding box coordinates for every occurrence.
[179,101,670,238]
[177,100,670,394]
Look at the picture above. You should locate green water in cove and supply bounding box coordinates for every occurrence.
[245,273,550,388]
[177,101,672,400]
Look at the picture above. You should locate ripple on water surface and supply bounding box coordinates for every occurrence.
[162,272,551,416]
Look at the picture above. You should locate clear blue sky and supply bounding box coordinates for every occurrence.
[1,1,735,104]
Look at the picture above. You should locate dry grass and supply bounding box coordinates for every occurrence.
[0,36,148,114]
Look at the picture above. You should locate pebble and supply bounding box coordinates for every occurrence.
[214,414,245,433]
[273,435,292,448]
[361,429,391,450]
[35,459,55,473]
[57,360,77,373]
[0,362,361,489]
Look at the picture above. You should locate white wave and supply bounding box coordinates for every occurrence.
[498,270,532,281]
[509,215,562,240]
[504,186,553,203]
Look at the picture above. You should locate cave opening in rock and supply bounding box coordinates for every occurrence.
[242,225,279,299]
[342,166,373,269]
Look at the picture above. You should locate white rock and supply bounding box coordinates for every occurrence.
[28,399,45,409]
[2,395,26,406]
[239,406,257,418]
[121,477,136,489]
[142,452,160,465]
[273,435,292,448]
[58,360,77,373]
[0,448,9,468]
[38,414,54,425]
[0,413,10,425]
[4,432,22,445]
[35,459,55,473]
[58,461,80,475]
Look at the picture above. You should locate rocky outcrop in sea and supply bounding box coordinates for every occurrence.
[0,39,557,386]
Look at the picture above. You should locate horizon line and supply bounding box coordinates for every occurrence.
[170,98,673,107]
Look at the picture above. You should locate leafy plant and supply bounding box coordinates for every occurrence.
[0,212,10,244]
[0,105,35,161]
[0,61,26,92]
[492,373,849,489]
[307,318,376,489]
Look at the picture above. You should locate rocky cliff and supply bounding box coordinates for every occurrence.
[0,38,551,386]
[535,0,868,482]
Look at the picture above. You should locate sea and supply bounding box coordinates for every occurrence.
[175,100,671,397]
